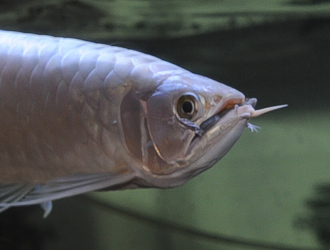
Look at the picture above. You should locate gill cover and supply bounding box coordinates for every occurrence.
[146,84,203,162]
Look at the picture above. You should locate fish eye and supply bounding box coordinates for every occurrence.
[177,94,198,120]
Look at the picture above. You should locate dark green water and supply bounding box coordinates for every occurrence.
[0,1,330,249]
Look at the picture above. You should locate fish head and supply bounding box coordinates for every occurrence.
[146,72,245,160]
[121,70,285,188]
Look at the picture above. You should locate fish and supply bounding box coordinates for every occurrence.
[0,30,287,217]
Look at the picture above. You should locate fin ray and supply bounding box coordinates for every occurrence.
[0,172,135,213]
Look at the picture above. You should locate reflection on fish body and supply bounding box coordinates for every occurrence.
[0,30,286,216]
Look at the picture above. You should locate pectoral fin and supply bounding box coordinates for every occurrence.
[0,183,34,213]
[0,172,135,216]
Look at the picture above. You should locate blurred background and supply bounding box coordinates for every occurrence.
[0,0,330,249]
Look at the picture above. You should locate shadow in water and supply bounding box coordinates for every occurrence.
[295,183,330,248]
[0,197,98,250]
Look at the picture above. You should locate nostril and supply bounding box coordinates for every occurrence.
[244,98,258,107]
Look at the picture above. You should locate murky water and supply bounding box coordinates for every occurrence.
[0,1,329,250]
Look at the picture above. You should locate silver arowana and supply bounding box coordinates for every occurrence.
[0,30,286,216]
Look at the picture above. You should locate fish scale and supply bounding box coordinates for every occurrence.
[0,31,134,182]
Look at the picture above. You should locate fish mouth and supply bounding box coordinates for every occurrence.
[199,98,256,134]
[198,97,287,135]
[184,97,254,164]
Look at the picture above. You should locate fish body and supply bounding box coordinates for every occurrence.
[0,30,285,215]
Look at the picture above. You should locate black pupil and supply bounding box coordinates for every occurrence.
[182,100,193,114]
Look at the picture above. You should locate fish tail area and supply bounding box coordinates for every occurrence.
[0,172,135,217]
